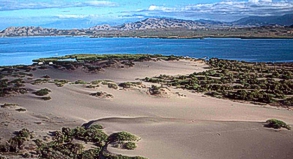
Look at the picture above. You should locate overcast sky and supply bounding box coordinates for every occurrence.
[0,0,292,29]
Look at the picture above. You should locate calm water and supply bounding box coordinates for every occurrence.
[0,37,293,66]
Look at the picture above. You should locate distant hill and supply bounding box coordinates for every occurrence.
[1,14,293,38]
[89,14,292,31]
[89,18,232,31]
[233,14,293,26]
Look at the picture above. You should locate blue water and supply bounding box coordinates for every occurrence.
[0,37,293,66]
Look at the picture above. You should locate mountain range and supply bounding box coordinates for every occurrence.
[0,14,292,38]
[21,14,293,30]
[89,14,293,31]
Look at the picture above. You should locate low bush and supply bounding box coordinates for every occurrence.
[86,85,98,88]
[54,79,69,87]
[90,92,113,98]
[91,80,101,85]
[90,124,104,129]
[123,142,137,150]
[108,131,139,142]
[41,96,51,100]
[74,80,88,84]
[1,103,18,108]
[0,124,145,159]
[108,83,118,89]
[265,119,291,130]
[34,88,51,96]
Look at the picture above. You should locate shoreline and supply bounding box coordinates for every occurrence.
[1,35,293,39]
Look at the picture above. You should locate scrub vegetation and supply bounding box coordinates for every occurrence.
[144,58,293,107]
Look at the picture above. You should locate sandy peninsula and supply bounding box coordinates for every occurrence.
[0,55,293,159]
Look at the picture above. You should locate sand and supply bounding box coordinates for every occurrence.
[1,59,293,159]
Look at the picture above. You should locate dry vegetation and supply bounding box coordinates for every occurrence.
[144,58,293,107]
[0,125,145,159]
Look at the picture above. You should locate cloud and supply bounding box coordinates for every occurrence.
[0,0,118,11]
[148,5,174,12]
[85,1,118,7]
[57,14,89,19]
[248,0,273,3]
[125,0,293,21]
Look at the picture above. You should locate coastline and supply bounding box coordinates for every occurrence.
[1,34,293,39]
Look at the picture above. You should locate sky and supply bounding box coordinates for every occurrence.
[0,0,293,29]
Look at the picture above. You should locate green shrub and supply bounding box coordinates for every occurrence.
[0,124,145,159]
[123,142,137,150]
[90,92,113,98]
[119,82,132,88]
[34,88,51,96]
[108,83,118,89]
[119,82,142,88]
[17,128,31,139]
[108,131,139,142]
[90,124,104,129]
[32,79,49,85]
[80,148,101,159]
[86,85,98,88]
[265,119,291,130]
[1,103,18,108]
[91,80,101,85]
[149,85,161,95]
[74,80,88,84]
[283,97,293,106]
[54,79,69,87]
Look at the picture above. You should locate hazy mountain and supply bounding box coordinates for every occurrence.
[90,18,232,31]
[89,14,292,31]
[1,14,292,37]
[233,14,293,26]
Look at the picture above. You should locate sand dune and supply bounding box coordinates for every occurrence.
[1,59,293,159]
[92,117,293,159]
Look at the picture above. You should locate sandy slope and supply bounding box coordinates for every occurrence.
[1,59,293,159]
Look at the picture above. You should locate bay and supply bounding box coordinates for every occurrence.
[0,37,292,66]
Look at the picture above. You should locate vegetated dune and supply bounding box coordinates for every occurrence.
[31,60,208,82]
[1,58,293,159]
